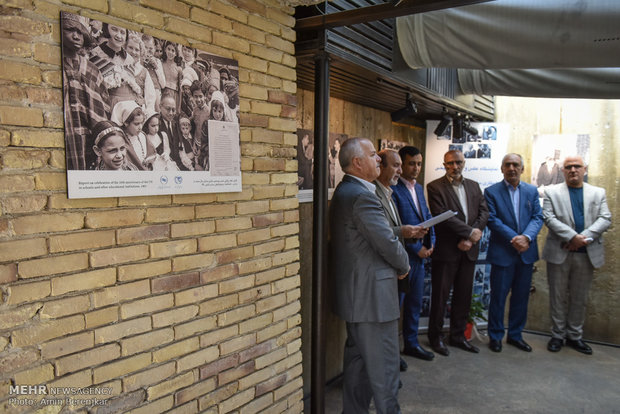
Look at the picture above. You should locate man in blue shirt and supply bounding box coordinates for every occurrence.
[484,154,543,352]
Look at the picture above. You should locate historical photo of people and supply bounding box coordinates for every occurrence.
[60,11,241,198]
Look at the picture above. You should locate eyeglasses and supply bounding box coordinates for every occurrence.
[564,164,584,170]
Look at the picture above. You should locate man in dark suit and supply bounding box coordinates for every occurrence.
[375,149,428,372]
[159,94,182,169]
[391,146,436,361]
[426,150,489,356]
[484,153,543,353]
[330,138,410,414]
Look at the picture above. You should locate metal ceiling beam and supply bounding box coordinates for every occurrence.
[296,0,493,31]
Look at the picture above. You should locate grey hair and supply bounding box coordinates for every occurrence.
[339,137,366,171]
[502,153,524,167]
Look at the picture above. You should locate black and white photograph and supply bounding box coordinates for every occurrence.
[61,11,241,198]
[483,125,497,140]
[379,138,407,151]
[477,143,491,158]
[328,133,348,189]
[296,129,314,191]
[531,134,590,196]
[463,143,476,158]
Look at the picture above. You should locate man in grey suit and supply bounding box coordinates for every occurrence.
[542,155,612,355]
[330,138,410,414]
[375,149,428,372]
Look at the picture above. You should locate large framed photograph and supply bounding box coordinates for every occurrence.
[60,11,241,198]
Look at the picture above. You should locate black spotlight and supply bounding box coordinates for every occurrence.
[463,120,479,136]
[434,112,452,137]
[391,94,417,122]
[453,116,465,142]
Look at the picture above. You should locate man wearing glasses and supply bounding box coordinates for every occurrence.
[426,150,489,356]
[542,155,612,355]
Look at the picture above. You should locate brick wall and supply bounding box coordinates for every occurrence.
[0,1,303,413]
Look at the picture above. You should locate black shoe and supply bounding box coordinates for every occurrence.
[403,345,435,361]
[399,357,408,372]
[507,338,532,352]
[566,339,593,355]
[547,337,563,352]
[430,338,450,356]
[489,339,502,352]
[399,380,403,389]
[449,338,480,353]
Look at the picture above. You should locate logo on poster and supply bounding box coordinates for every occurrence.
[175,176,183,184]
[160,176,168,184]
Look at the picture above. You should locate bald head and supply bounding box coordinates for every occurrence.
[563,155,587,188]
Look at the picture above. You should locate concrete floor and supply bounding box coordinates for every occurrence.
[321,331,620,414]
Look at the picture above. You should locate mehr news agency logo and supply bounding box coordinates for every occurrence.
[8,384,113,407]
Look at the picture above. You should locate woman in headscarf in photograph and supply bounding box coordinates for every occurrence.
[91,120,138,171]
[111,100,156,170]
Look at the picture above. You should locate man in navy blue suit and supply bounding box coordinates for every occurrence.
[484,153,543,352]
[391,146,436,361]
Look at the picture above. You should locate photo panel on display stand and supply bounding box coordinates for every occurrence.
[61,11,241,198]
[531,134,590,197]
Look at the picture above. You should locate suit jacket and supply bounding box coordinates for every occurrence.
[542,182,612,268]
[159,115,182,169]
[484,180,543,266]
[374,180,408,293]
[391,179,436,260]
[330,175,409,323]
[426,176,489,262]
[374,181,403,240]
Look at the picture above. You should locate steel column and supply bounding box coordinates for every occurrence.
[310,47,330,414]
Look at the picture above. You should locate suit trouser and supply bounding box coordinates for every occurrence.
[547,252,594,341]
[488,261,533,341]
[343,320,401,414]
[402,258,425,348]
[428,254,475,342]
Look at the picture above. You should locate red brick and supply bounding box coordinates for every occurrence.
[217,360,255,386]
[117,224,170,244]
[151,272,200,293]
[239,339,275,363]
[255,373,287,397]
[280,104,297,118]
[268,90,297,106]
[239,113,269,128]
[252,212,284,227]
[199,354,239,380]
[200,263,239,284]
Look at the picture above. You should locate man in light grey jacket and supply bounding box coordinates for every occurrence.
[330,138,409,414]
[542,155,612,355]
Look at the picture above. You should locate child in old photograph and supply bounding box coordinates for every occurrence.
[91,121,138,171]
